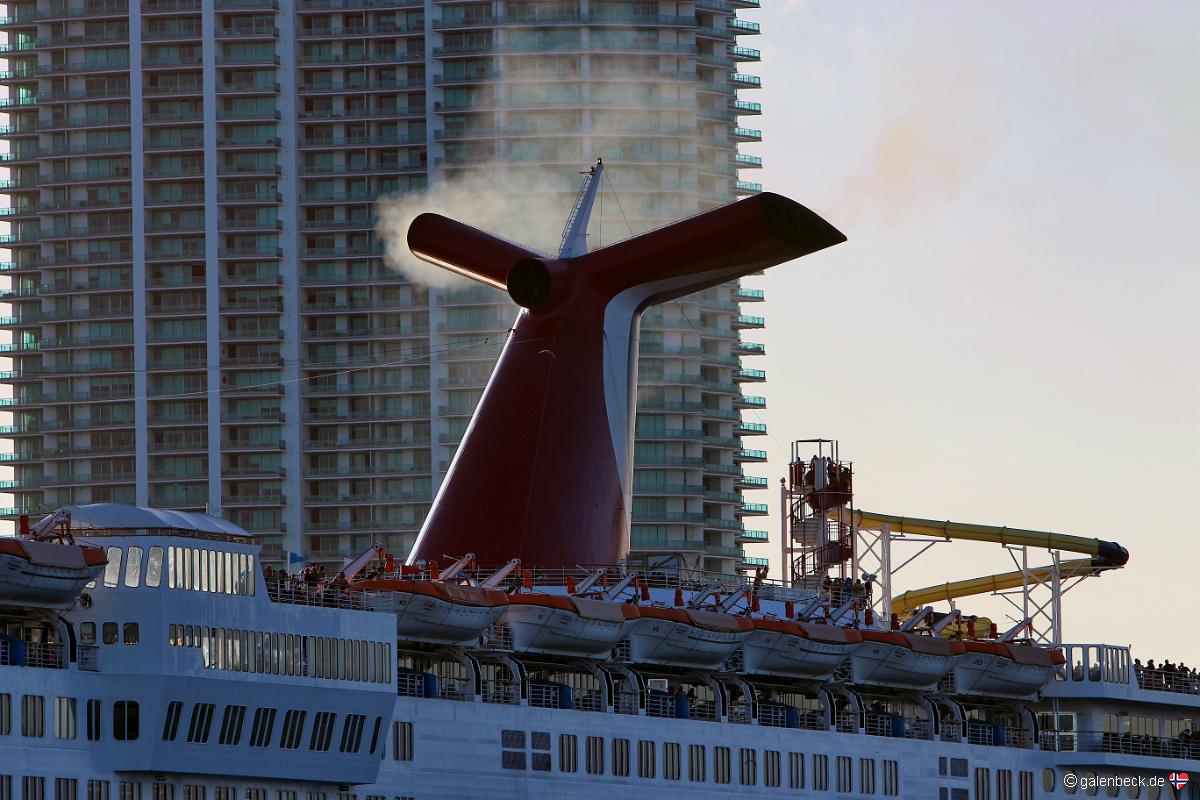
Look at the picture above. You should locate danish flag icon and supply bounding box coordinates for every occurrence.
[1169,772,1190,790]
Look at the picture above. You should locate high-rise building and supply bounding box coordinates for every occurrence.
[0,0,768,574]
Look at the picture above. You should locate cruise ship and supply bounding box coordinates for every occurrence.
[1,168,1196,800]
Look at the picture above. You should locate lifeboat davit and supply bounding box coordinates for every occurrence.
[500,594,640,658]
[355,579,509,646]
[625,607,753,669]
[0,538,106,608]
[742,619,863,680]
[951,641,1065,699]
[850,631,965,690]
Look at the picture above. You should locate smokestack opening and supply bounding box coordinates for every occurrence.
[507,258,554,309]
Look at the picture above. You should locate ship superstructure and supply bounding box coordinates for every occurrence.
[0,181,1195,800]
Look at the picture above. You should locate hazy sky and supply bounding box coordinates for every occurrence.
[740,2,1200,662]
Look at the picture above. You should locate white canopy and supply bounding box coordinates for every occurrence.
[32,504,251,538]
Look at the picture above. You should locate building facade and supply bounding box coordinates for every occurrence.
[0,0,768,573]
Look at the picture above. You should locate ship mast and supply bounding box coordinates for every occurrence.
[558,159,604,258]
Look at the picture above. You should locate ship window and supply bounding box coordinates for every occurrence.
[191,549,200,591]
[244,791,266,800]
[113,701,139,741]
[997,768,1013,800]
[248,708,276,748]
[636,740,654,778]
[764,750,780,788]
[611,738,630,777]
[687,744,705,782]
[662,742,680,781]
[102,623,118,645]
[123,623,139,645]
[812,754,829,791]
[117,782,140,800]
[151,785,173,800]
[124,547,143,588]
[559,734,577,772]
[81,623,96,645]
[103,548,123,588]
[861,758,876,794]
[531,752,551,772]
[1042,769,1056,793]
[279,709,306,749]
[86,780,108,800]
[53,697,76,740]
[975,768,991,800]
[585,736,604,775]
[339,714,365,753]
[219,705,246,746]
[274,792,294,800]
[0,693,9,735]
[162,701,183,741]
[146,547,164,587]
[788,752,804,789]
[222,552,232,594]
[740,748,757,786]
[183,787,205,800]
[55,778,78,800]
[186,703,214,743]
[21,695,44,737]
[950,758,969,778]
[22,777,45,800]
[884,760,900,796]
[500,751,525,770]
[836,756,852,793]
[392,721,413,761]
[712,746,731,784]
[0,777,10,800]
[1018,771,1033,800]
[86,700,101,741]
[309,711,336,751]
[367,716,382,755]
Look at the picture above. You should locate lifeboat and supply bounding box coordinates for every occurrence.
[624,607,753,669]
[742,619,863,680]
[850,631,965,690]
[354,579,509,646]
[499,594,640,658]
[950,641,1065,699]
[0,538,107,608]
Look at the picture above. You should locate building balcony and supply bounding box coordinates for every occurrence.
[630,511,705,525]
[632,483,704,497]
[735,394,765,409]
[734,368,766,383]
[304,435,430,451]
[737,529,769,543]
[736,180,763,194]
[735,422,767,436]
[732,288,765,303]
[734,341,765,357]
[628,534,704,553]
[737,475,769,489]
[738,555,768,569]
[302,463,431,478]
[735,448,767,463]
[733,314,765,330]
[737,502,769,517]
[734,127,763,142]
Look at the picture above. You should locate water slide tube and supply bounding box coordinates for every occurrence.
[828,511,1129,614]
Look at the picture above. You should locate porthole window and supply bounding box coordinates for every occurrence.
[1126,781,1141,798]
[1084,770,1098,796]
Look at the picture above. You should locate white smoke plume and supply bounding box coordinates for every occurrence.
[376,167,585,288]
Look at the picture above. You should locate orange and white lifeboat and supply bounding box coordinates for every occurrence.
[850,631,966,690]
[625,607,753,669]
[742,619,863,680]
[499,594,640,658]
[354,579,509,646]
[0,538,107,608]
[951,641,1065,699]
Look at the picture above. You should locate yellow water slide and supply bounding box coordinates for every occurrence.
[829,510,1129,613]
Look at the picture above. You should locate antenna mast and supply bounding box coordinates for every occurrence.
[558,159,604,258]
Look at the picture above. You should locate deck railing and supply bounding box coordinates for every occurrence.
[1040,731,1200,761]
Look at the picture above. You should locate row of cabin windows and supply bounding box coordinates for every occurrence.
[80,622,138,646]
[0,779,401,800]
[168,624,393,684]
[497,729,900,795]
[101,546,165,590]
[938,759,1036,800]
[161,700,383,756]
[167,547,256,596]
[0,695,137,742]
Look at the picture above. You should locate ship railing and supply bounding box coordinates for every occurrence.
[689,699,718,722]
[1135,669,1200,696]
[616,691,641,716]
[834,710,858,733]
[528,682,561,709]
[482,678,519,705]
[437,677,472,702]
[757,703,789,728]
[1040,731,1200,761]
[0,640,66,670]
[266,582,369,611]
[727,700,752,724]
[966,722,994,747]
[397,672,426,698]
[940,720,963,743]
[574,691,606,713]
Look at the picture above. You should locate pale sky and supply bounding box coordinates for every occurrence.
[741,1,1200,663]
